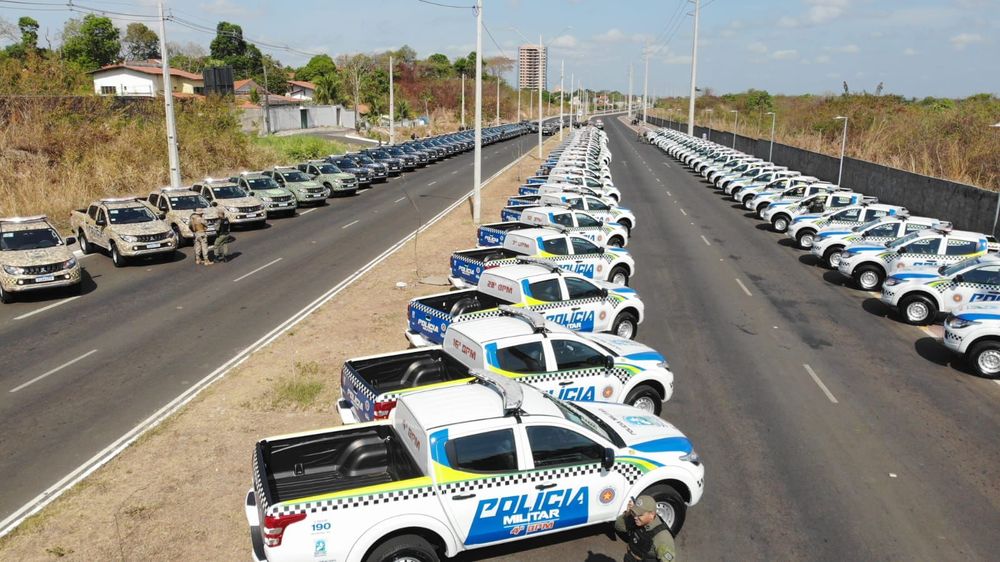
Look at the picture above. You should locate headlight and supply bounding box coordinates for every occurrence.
[260,196,272,202]
[883,277,903,287]
[62,257,77,269]
[656,360,669,370]
[121,235,138,242]
[225,206,238,212]
[841,250,857,259]
[3,264,24,275]
[946,316,980,330]
[680,450,701,466]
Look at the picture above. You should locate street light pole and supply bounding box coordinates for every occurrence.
[461,72,465,129]
[389,55,394,144]
[642,46,649,125]
[537,33,543,159]
[765,111,776,161]
[627,63,633,120]
[496,76,500,125]
[686,0,700,135]
[835,115,848,186]
[473,0,483,225]
[157,0,181,187]
[703,108,713,140]
[559,59,564,140]
[730,109,738,149]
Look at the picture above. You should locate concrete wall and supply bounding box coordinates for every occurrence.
[240,104,354,134]
[645,115,1000,235]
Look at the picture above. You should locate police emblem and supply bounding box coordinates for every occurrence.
[599,487,616,504]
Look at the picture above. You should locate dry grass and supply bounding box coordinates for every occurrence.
[649,93,1000,189]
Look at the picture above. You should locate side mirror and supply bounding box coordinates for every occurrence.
[605,355,615,370]
[95,218,106,226]
[157,213,166,220]
[897,246,907,254]
[65,236,76,246]
[954,274,965,283]
[600,288,609,298]
[601,447,615,471]
[211,201,219,207]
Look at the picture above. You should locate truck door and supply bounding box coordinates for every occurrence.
[93,208,109,247]
[567,236,603,279]
[956,264,1000,306]
[557,276,606,332]
[896,236,942,270]
[574,213,607,246]
[542,337,623,403]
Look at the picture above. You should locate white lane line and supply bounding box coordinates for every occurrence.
[394,197,406,203]
[803,364,839,404]
[427,181,437,186]
[13,296,81,321]
[452,170,458,175]
[656,178,662,183]
[342,220,360,229]
[233,257,282,283]
[663,162,671,168]
[667,191,672,196]
[300,208,317,215]
[680,208,687,216]
[867,291,879,298]
[735,278,753,296]
[700,235,711,246]
[994,380,1000,388]
[10,349,98,393]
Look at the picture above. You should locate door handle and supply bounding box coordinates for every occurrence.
[452,494,476,501]
[558,381,573,387]
[574,260,584,263]
[570,307,582,311]
[535,483,558,490]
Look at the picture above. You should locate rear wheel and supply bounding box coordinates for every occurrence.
[624,385,661,416]
[796,229,816,249]
[0,284,13,304]
[853,264,884,291]
[609,265,630,286]
[639,483,686,536]
[899,294,937,325]
[969,341,1000,379]
[364,534,439,562]
[755,203,769,217]
[612,311,639,340]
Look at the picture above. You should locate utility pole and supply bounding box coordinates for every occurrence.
[529,88,533,120]
[642,47,649,125]
[496,76,500,125]
[262,62,271,134]
[473,0,483,224]
[570,71,574,123]
[559,59,564,140]
[515,56,520,121]
[158,0,181,187]
[537,33,542,158]
[389,55,394,144]
[686,0,700,135]
[461,72,466,129]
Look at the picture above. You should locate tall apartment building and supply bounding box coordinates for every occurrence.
[518,44,548,90]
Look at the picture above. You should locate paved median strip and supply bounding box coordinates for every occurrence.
[803,364,839,404]
[10,349,98,393]
[233,257,282,283]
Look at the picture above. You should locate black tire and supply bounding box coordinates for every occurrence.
[796,229,816,249]
[617,219,633,234]
[172,224,187,247]
[609,265,630,286]
[110,243,126,268]
[640,484,687,537]
[755,203,769,217]
[612,311,639,340]
[66,282,83,297]
[772,214,790,233]
[624,385,661,416]
[608,235,625,248]
[364,534,439,562]
[78,230,92,255]
[853,264,885,291]
[968,340,1000,379]
[0,284,13,304]
[899,294,938,325]
[823,246,845,268]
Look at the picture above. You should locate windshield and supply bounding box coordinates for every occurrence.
[315,164,341,174]
[387,148,405,156]
[243,177,279,190]
[167,195,209,210]
[355,155,375,164]
[853,218,885,233]
[941,257,982,276]
[108,206,155,224]
[281,171,312,182]
[336,159,357,169]
[543,394,615,443]
[210,186,247,199]
[1,228,62,251]
[886,231,923,249]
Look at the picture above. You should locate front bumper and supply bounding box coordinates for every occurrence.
[120,237,177,257]
[1,266,82,293]
[943,329,963,352]
[228,211,268,224]
[837,259,855,277]
[264,201,297,214]
[404,330,434,348]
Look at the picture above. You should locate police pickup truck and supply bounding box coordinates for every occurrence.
[344,309,672,423]
[880,255,1000,324]
[406,262,644,347]
[263,167,330,206]
[741,176,824,212]
[809,214,939,268]
[230,172,298,218]
[1,215,81,303]
[71,197,177,267]
[248,372,702,562]
[837,222,999,291]
[528,193,635,233]
[943,303,1000,378]
[519,181,622,204]
[763,191,866,233]
[489,208,629,248]
[726,169,797,199]
[785,200,903,249]
[450,228,635,289]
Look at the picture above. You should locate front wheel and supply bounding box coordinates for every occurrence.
[364,534,439,562]
[624,385,661,416]
[969,341,1000,379]
[640,484,687,537]
[796,229,816,249]
[853,264,884,291]
[772,215,790,233]
[612,311,639,340]
[609,265,630,286]
[110,243,126,268]
[824,246,844,268]
[0,284,13,304]
[608,236,625,248]
[78,230,92,255]
[899,294,937,325]
[172,224,187,247]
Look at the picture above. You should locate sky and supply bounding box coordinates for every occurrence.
[1,0,997,98]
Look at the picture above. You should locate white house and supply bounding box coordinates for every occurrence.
[287,80,316,101]
[91,61,204,97]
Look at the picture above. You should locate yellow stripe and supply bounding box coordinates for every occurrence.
[290,476,434,504]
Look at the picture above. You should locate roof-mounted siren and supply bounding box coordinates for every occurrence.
[931,221,953,234]
[468,369,524,417]
[860,196,879,205]
[893,208,910,218]
[0,215,48,224]
[514,256,564,274]
[100,196,143,203]
[161,185,193,193]
[497,304,549,333]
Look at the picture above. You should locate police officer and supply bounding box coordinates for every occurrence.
[614,495,676,562]
[189,210,211,266]
[212,214,232,263]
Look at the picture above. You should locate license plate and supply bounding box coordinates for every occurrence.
[147,243,161,249]
[37,275,55,282]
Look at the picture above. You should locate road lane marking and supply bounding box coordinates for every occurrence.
[735,278,753,296]
[10,349,98,393]
[803,364,839,404]
[667,191,672,196]
[921,326,937,338]
[452,170,458,175]
[700,235,711,246]
[995,380,1000,388]
[300,208,317,215]
[427,181,437,186]
[394,197,406,203]
[342,220,359,229]
[233,257,282,283]
[680,208,687,216]
[656,178,662,183]
[13,296,81,321]
[663,162,671,168]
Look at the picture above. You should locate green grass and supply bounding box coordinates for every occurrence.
[267,361,325,410]
[252,135,347,162]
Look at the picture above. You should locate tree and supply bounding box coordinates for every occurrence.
[485,55,513,76]
[393,44,417,64]
[295,53,336,82]
[254,54,287,95]
[422,52,452,79]
[61,15,121,70]
[19,17,38,51]
[337,53,374,130]
[122,22,159,61]
[249,87,261,105]
[313,73,339,105]
[209,21,261,77]
[395,98,411,121]
[453,51,483,76]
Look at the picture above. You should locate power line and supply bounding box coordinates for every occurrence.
[414,0,474,9]
[480,20,511,60]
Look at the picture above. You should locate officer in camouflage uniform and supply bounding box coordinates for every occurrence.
[189,210,211,266]
[614,495,676,562]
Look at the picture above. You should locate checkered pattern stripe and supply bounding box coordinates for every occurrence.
[518,366,633,386]
[252,450,269,511]
[613,462,646,485]
[411,301,450,320]
[343,365,378,405]
[272,464,608,515]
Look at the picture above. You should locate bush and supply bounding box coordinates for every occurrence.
[251,135,346,162]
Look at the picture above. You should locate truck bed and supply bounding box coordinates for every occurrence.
[450,248,523,286]
[477,221,530,247]
[255,424,422,504]
[346,348,470,395]
[408,290,506,344]
[507,195,541,207]
[501,206,530,222]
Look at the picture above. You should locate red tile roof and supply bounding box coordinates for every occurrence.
[92,62,203,81]
[287,80,316,90]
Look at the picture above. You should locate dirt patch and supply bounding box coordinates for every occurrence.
[0,136,561,561]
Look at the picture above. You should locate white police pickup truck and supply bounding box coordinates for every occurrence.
[248,372,702,562]
[880,256,1000,324]
[745,180,837,216]
[764,192,867,233]
[785,200,904,249]
[809,214,939,268]
[943,303,1000,378]
[450,228,635,289]
[406,262,644,347]
[489,207,629,248]
[519,181,622,204]
[837,222,999,290]
[342,309,674,425]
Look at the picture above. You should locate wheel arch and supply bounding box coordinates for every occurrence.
[351,517,459,562]
[899,289,943,311]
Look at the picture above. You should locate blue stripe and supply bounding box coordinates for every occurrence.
[958,313,1000,321]
[624,351,663,362]
[631,436,692,454]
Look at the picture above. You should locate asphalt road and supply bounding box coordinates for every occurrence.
[470,117,1000,561]
[0,132,542,523]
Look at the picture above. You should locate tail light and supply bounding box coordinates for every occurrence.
[374,400,397,419]
[262,512,306,547]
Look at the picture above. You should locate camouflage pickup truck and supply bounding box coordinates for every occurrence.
[147,186,220,244]
[230,172,298,217]
[1,215,82,303]
[70,197,177,267]
[192,179,268,227]
[297,160,359,196]
[262,167,330,205]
